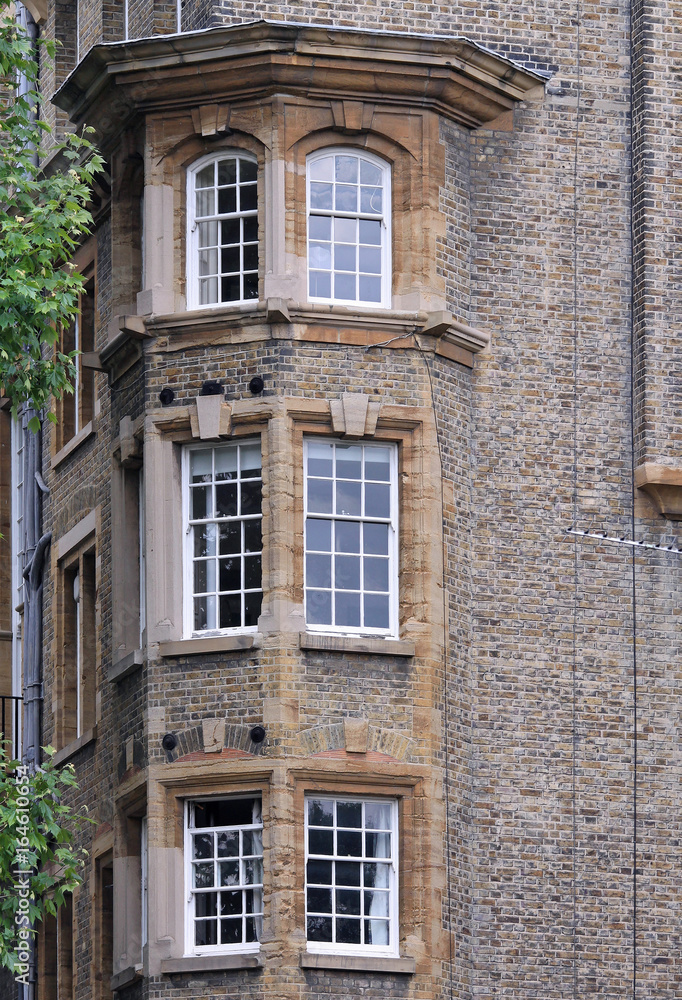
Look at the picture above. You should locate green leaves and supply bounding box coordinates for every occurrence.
[0,8,104,416]
[0,744,92,973]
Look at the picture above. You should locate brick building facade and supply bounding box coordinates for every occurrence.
[1,0,680,997]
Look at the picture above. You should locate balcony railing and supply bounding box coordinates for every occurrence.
[0,695,22,761]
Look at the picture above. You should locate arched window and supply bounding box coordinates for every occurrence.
[187,153,259,309]
[307,149,391,308]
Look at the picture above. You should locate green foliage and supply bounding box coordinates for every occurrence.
[0,744,92,974]
[0,4,104,430]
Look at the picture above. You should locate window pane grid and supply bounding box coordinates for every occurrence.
[187,443,262,633]
[308,152,388,306]
[304,441,395,634]
[187,800,263,951]
[305,798,395,951]
[193,156,258,306]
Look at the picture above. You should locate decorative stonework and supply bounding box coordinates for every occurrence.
[298,721,416,761]
[635,463,682,519]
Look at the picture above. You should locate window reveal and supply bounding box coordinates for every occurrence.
[305,796,398,954]
[186,797,263,953]
[307,150,390,307]
[304,440,397,634]
[186,441,262,634]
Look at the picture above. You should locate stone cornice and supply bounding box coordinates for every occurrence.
[54,20,546,139]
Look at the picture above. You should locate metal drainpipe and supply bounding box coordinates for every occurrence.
[15,6,45,999]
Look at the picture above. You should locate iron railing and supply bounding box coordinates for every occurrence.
[0,695,22,760]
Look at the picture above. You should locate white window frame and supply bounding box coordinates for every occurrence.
[305,795,399,958]
[186,151,259,311]
[184,796,263,957]
[182,440,263,638]
[306,148,392,309]
[303,438,399,637]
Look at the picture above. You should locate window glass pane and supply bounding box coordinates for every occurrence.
[364,448,391,481]
[219,522,241,555]
[335,591,360,628]
[364,593,389,630]
[243,216,258,243]
[244,858,263,885]
[359,246,382,274]
[190,486,210,520]
[196,163,215,187]
[335,217,356,242]
[195,523,217,558]
[199,277,218,305]
[359,219,381,245]
[309,829,334,855]
[363,862,390,888]
[193,863,214,888]
[308,442,334,477]
[334,273,356,300]
[335,521,360,553]
[307,860,333,884]
[335,480,361,516]
[198,220,219,248]
[337,801,362,828]
[244,555,261,590]
[219,862,239,886]
[335,244,356,271]
[335,184,357,212]
[244,273,259,300]
[335,155,358,183]
[363,890,389,917]
[365,802,392,829]
[217,159,237,185]
[337,918,361,944]
[307,553,332,589]
[365,919,389,946]
[336,889,361,914]
[196,188,215,217]
[360,159,383,185]
[240,185,257,212]
[219,558,240,593]
[222,218,240,245]
[310,182,333,210]
[308,478,333,514]
[306,518,332,552]
[195,893,217,917]
[194,594,216,631]
[240,443,261,478]
[363,522,389,555]
[309,215,331,240]
[309,271,332,298]
[308,799,334,826]
[364,482,390,518]
[365,831,391,859]
[215,483,238,517]
[213,448,237,480]
[221,246,240,273]
[194,559,215,595]
[195,920,216,946]
[307,887,332,913]
[360,186,382,215]
[306,589,332,625]
[220,919,241,944]
[359,275,382,303]
[244,519,262,553]
[363,556,389,592]
[243,243,258,271]
[199,248,218,276]
[310,242,332,269]
[244,591,262,626]
[336,861,361,885]
[218,187,237,214]
[193,833,213,859]
[336,445,362,480]
[337,829,362,857]
[309,156,333,181]
[335,555,360,590]
[307,916,332,942]
[219,594,242,628]
[240,159,257,182]
[240,481,262,516]
[221,891,241,916]
[221,275,240,301]
[191,450,213,482]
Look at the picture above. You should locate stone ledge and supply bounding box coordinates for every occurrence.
[300,952,416,974]
[52,727,97,766]
[110,965,142,992]
[300,633,415,657]
[109,649,144,683]
[158,633,262,657]
[51,421,96,470]
[161,954,263,974]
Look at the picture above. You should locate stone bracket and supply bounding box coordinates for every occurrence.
[635,463,682,519]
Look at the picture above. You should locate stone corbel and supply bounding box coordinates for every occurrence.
[118,415,143,468]
[191,104,230,137]
[635,463,682,519]
[330,392,382,437]
[191,394,232,439]
[421,311,490,356]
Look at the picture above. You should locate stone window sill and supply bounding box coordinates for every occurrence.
[161,954,262,974]
[300,953,415,974]
[109,649,144,683]
[158,633,262,657]
[52,727,97,766]
[299,632,415,657]
[51,420,96,469]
